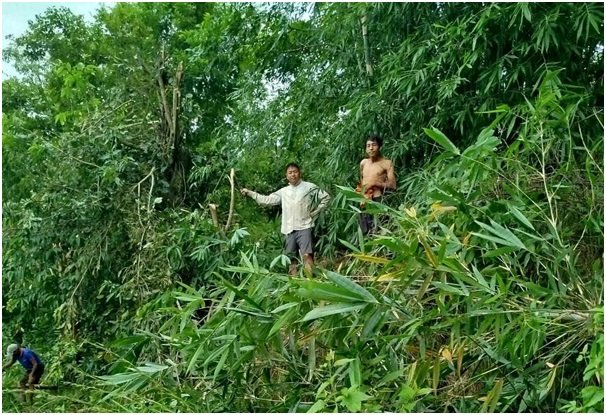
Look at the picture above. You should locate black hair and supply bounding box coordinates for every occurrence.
[285,162,300,172]
[366,134,383,148]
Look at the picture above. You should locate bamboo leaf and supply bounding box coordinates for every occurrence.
[432,355,441,395]
[212,346,230,381]
[308,336,316,381]
[338,238,362,253]
[98,372,140,385]
[417,272,434,301]
[270,302,299,313]
[349,253,389,264]
[361,308,386,340]
[424,127,460,155]
[324,270,378,303]
[433,281,468,296]
[220,277,265,311]
[507,204,535,231]
[295,280,368,303]
[481,379,504,413]
[488,219,527,250]
[348,356,362,387]
[307,400,325,413]
[473,220,526,250]
[187,341,207,374]
[301,303,366,322]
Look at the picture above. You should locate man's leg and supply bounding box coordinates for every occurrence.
[285,232,299,275]
[359,212,374,235]
[19,372,29,403]
[296,229,315,275]
[303,254,313,273]
[31,364,44,386]
[19,372,29,389]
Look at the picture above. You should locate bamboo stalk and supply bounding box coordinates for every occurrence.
[171,61,183,150]
[157,54,174,138]
[361,13,374,77]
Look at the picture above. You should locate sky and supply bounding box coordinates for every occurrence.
[1,1,115,79]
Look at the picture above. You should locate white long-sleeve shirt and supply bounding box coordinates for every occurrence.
[249,180,330,235]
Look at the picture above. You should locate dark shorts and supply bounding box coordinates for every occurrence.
[285,228,314,257]
[20,364,44,387]
[359,197,382,235]
[359,212,376,235]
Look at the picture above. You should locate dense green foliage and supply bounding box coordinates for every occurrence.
[2,2,603,412]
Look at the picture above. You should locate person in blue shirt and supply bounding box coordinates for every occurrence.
[2,344,45,390]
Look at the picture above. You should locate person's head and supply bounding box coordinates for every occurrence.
[285,162,301,185]
[365,134,383,158]
[6,344,20,359]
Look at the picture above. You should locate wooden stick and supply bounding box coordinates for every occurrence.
[224,168,236,232]
[208,204,220,228]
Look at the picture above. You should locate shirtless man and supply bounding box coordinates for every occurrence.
[358,134,396,234]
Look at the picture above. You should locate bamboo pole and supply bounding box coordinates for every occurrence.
[208,204,220,228]
[361,13,374,77]
[224,168,236,232]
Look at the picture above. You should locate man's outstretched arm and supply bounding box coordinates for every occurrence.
[241,188,281,206]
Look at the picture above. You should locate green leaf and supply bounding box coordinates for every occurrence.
[213,346,230,381]
[308,335,316,381]
[473,220,526,250]
[349,356,362,387]
[487,219,527,250]
[270,302,299,313]
[481,379,504,413]
[301,303,366,322]
[581,386,604,409]
[339,238,362,253]
[108,335,147,348]
[324,270,378,303]
[136,362,169,373]
[295,280,369,303]
[432,281,469,296]
[220,277,265,311]
[187,341,207,374]
[307,399,325,413]
[521,3,531,22]
[471,266,492,292]
[482,246,519,258]
[270,254,290,269]
[424,127,460,155]
[361,308,386,340]
[223,306,271,319]
[98,372,140,385]
[507,205,535,231]
[340,386,371,412]
[174,292,203,303]
[378,369,405,386]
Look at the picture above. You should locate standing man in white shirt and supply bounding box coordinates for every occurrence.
[241,163,330,275]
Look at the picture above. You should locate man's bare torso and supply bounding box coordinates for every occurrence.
[360,157,395,199]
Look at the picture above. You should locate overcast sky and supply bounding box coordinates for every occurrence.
[2,1,115,79]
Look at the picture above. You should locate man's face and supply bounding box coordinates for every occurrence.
[285,166,301,185]
[366,140,380,158]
